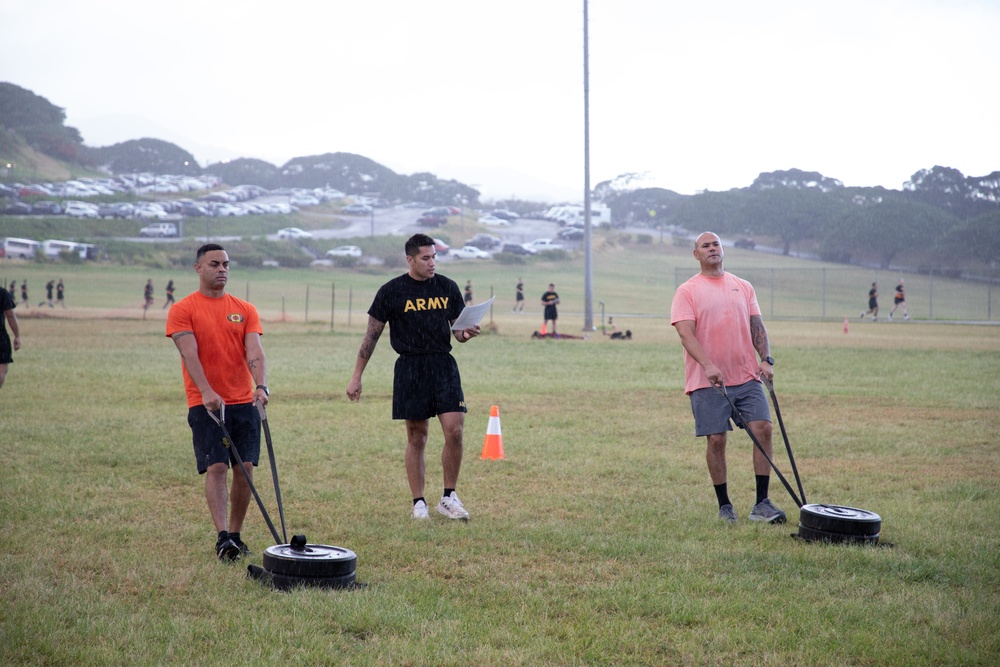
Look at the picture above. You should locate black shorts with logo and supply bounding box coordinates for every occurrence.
[188,402,261,474]
[393,353,466,421]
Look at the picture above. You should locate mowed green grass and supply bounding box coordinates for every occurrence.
[1,251,999,666]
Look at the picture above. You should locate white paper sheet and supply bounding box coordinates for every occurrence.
[450,296,495,330]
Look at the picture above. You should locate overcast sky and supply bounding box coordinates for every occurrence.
[1,0,997,201]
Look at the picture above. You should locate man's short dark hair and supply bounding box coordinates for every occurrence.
[405,234,436,257]
[197,243,225,261]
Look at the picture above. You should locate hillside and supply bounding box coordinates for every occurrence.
[2,81,999,271]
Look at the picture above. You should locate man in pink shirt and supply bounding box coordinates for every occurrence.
[670,232,786,525]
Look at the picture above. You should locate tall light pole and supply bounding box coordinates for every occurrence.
[582,0,594,331]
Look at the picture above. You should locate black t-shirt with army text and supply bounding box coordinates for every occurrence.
[368,273,464,356]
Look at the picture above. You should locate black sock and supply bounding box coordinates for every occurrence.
[755,475,770,505]
[444,488,455,498]
[413,497,425,506]
[217,530,229,542]
[714,483,731,508]
[230,532,241,544]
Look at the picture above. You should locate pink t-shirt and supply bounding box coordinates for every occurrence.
[670,272,762,394]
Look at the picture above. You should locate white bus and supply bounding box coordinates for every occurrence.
[2,237,40,259]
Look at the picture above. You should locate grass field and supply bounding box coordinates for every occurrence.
[1,248,999,666]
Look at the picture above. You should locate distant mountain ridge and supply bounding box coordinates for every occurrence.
[2,81,999,272]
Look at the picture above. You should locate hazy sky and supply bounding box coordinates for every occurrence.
[1,0,997,201]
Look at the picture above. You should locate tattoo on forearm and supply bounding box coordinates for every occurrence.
[248,358,259,371]
[750,315,769,357]
[358,325,382,361]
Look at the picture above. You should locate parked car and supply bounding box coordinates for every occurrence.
[63,201,100,218]
[340,204,372,215]
[277,227,313,240]
[139,222,179,238]
[465,233,501,249]
[556,227,584,241]
[0,201,33,215]
[135,204,171,219]
[488,209,519,221]
[98,202,134,219]
[326,245,362,258]
[500,243,536,255]
[179,202,210,217]
[424,206,453,217]
[453,245,492,260]
[524,239,565,252]
[433,238,450,255]
[31,201,64,215]
[478,214,510,226]
[418,213,448,227]
[734,237,756,249]
[290,194,320,207]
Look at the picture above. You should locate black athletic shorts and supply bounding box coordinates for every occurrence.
[188,403,261,474]
[393,353,466,421]
[0,330,11,364]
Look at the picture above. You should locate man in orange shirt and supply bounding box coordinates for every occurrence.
[670,232,785,525]
[166,243,269,561]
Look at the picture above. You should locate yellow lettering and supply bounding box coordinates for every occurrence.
[403,297,449,312]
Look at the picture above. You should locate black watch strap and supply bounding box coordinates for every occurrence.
[763,356,775,366]
[256,384,269,396]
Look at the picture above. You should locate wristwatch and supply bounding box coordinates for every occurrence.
[762,356,775,366]
[256,384,269,396]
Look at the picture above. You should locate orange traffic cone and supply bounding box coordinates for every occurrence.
[843,318,849,334]
[481,405,505,460]
[540,323,547,335]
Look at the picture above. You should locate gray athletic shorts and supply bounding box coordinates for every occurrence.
[689,380,771,437]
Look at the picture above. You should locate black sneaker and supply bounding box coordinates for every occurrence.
[232,537,253,557]
[216,535,241,562]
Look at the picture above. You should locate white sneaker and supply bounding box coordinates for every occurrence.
[888,313,893,320]
[436,492,470,521]
[904,315,910,320]
[412,500,430,520]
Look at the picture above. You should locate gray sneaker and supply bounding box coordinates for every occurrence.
[749,498,787,524]
[718,503,738,524]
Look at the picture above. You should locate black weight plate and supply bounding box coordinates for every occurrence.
[262,544,357,578]
[799,504,881,536]
[248,564,358,591]
[795,523,880,545]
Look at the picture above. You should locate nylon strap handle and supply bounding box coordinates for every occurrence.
[256,402,288,544]
[715,384,803,509]
[207,403,283,545]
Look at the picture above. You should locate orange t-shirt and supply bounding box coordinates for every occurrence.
[165,291,263,408]
[670,272,762,394]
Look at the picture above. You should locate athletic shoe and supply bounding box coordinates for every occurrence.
[232,537,253,557]
[904,315,910,320]
[216,536,241,562]
[860,311,866,318]
[436,492,470,521]
[749,498,787,524]
[718,503,738,524]
[887,313,892,320]
[412,499,430,520]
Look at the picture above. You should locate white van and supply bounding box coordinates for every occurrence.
[41,240,95,260]
[2,237,40,259]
